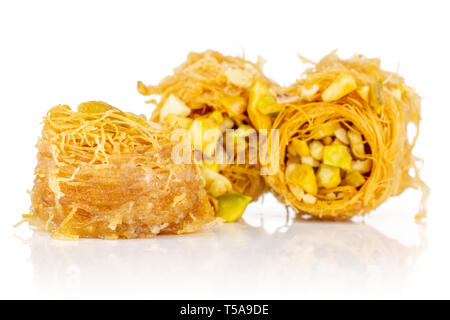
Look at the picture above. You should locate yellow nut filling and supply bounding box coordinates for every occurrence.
[78,101,115,113]
[314,121,341,139]
[217,193,252,222]
[164,114,193,129]
[317,165,341,189]
[348,129,365,158]
[322,73,357,102]
[257,96,281,115]
[159,94,191,122]
[287,163,318,196]
[291,139,310,157]
[351,159,372,174]
[286,123,372,204]
[344,171,366,187]
[201,167,233,198]
[323,144,353,171]
[220,96,247,117]
[208,111,224,125]
[310,140,324,160]
[248,80,273,130]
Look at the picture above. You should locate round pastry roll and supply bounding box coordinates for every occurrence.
[138,50,274,203]
[27,102,216,239]
[266,102,388,219]
[250,53,427,219]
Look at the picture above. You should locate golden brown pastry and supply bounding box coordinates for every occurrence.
[26,102,216,239]
[235,52,428,219]
[137,50,274,202]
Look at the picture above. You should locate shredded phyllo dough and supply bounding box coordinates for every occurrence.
[26,102,216,239]
[260,52,428,220]
[24,50,428,238]
[138,50,272,201]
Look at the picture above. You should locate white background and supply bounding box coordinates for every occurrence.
[1,0,449,299]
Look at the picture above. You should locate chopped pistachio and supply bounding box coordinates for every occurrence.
[326,192,337,199]
[78,101,115,113]
[334,128,349,145]
[322,73,357,102]
[248,80,273,129]
[288,163,318,195]
[225,68,255,88]
[344,171,366,188]
[258,96,282,115]
[287,144,298,157]
[202,160,220,172]
[314,122,341,139]
[220,117,235,132]
[369,80,384,114]
[164,114,193,129]
[235,125,256,137]
[201,167,233,197]
[303,194,317,204]
[220,96,247,117]
[216,193,252,222]
[317,164,341,188]
[208,111,224,125]
[288,183,304,201]
[323,145,353,171]
[322,136,333,145]
[351,159,372,174]
[348,130,365,158]
[291,139,310,157]
[159,94,191,122]
[302,156,319,167]
[300,84,319,100]
[357,85,370,102]
[310,140,324,160]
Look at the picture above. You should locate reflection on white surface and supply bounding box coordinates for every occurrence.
[21,205,426,299]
